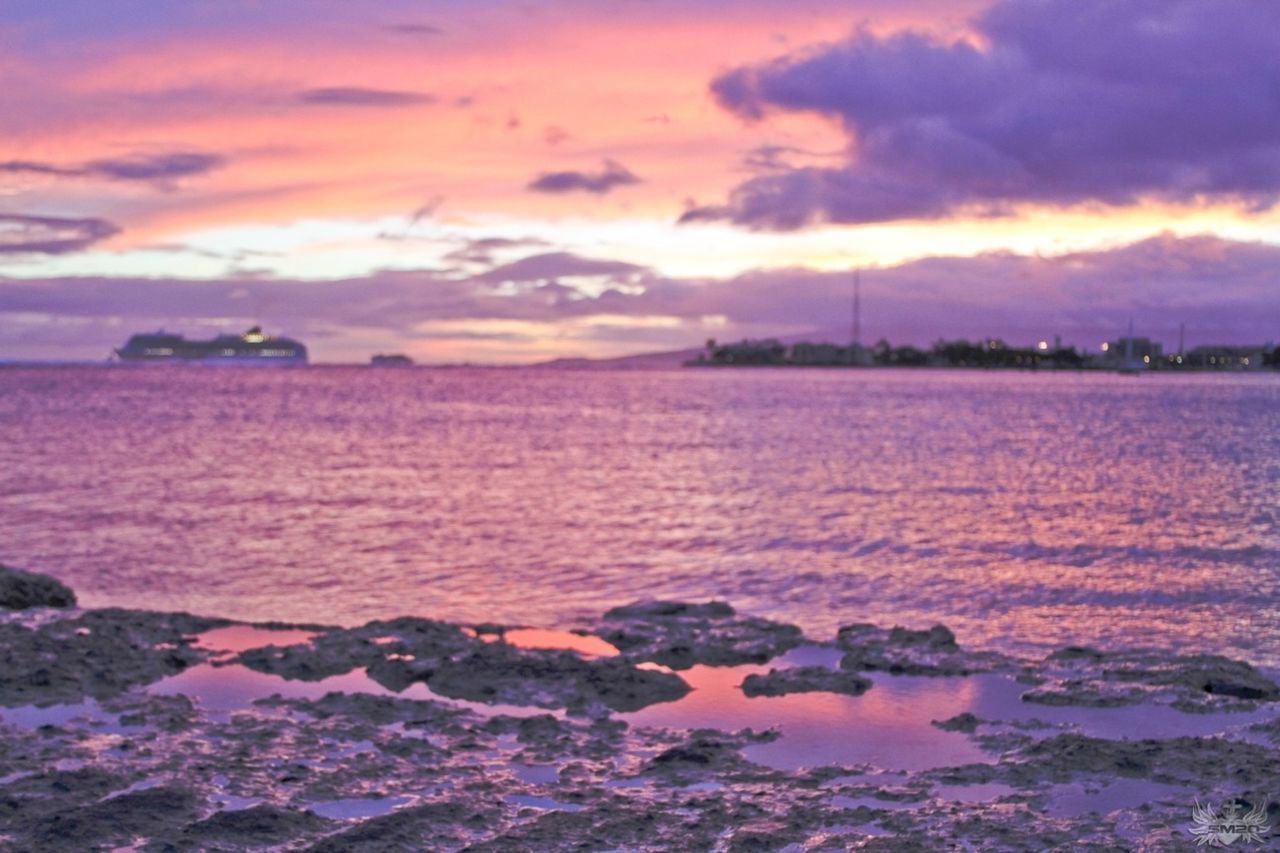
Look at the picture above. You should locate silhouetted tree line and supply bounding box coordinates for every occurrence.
[692,337,1087,369]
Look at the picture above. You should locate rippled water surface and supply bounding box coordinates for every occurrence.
[1,366,1277,664]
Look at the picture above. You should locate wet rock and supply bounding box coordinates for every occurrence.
[0,608,225,706]
[178,804,332,847]
[0,767,133,822]
[23,785,200,851]
[597,600,803,669]
[836,622,1009,676]
[102,693,198,733]
[1023,647,1280,712]
[1248,716,1280,745]
[236,616,474,681]
[740,666,872,697]
[461,799,681,853]
[0,564,76,610]
[643,729,779,782]
[259,691,473,731]
[426,642,691,713]
[306,800,501,852]
[1005,732,1279,789]
[932,712,981,733]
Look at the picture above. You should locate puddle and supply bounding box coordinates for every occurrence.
[501,629,619,658]
[772,645,845,669]
[309,795,413,820]
[146,662,558,720]
[622,666,1274,773]
[213,793,262,811]
[1045,779,1193,818]
[624,664,990,771]
[192,625,318,656]
[513,763,560,784]
[934,782,1019,803]
[102,776,168,801]
[604,777,648,789]
[961,675,1276,740]
[0,699,121,730]
[506,794,584,812]
[149,664,412,712]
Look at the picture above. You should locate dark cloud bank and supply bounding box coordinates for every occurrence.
[0,152,224,185]
[0,214,120,255]
[528,160,640,194]
[296,87,435,107]
[3,234,1278,359]
[686,0,1280,228]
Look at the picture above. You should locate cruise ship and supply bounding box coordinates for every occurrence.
[114,326,308,365]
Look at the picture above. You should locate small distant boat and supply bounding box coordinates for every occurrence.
[370,353,414,367]
[113,326,308,365]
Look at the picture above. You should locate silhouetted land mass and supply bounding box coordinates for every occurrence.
[688,337,1280,372]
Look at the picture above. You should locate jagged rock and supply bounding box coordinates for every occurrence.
[0,564,76,610]
[932,712,981,733]
[1023,646,1280,711]
[0,608,225,706]
[235,616,474,681]
[425,642,690,713]
[597,600,803,669]
[179,805,331,847]
[740,666,872,697]
[836,622,1008,676]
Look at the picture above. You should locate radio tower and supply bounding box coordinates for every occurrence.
[852,269,862,347]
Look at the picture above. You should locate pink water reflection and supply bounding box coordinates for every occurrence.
[499,629,619,657]
[625,663,987,771]
[193,625,318,655]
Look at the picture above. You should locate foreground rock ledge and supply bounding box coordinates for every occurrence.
[1,571,1278,850]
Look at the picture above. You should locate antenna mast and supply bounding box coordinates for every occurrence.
[852,270,862,347]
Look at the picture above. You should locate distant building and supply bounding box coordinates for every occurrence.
[1184,345,1268,371]
[1103,336,1162,371]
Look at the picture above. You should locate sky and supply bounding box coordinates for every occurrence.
[1,0,1278,362]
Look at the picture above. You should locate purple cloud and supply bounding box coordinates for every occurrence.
[3,234,1278,361]
[0,152,224,184]
[0,214,120,254]
[384,23,442,36]
[297,87,435,107]
[527,160,640,194]
[475,251,646,284]
[691,0,1280,228]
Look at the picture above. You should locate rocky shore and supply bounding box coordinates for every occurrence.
[1,563,1277,851]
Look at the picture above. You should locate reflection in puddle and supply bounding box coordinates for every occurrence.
[7,620,1267,793]
[624,664,989,771]
[0,699,118,729]
[146,663,556,720]
[1046,779,1192,818]
[623,666,1273,772]
[149,664,416,712]
[773,645,845,669]
[513,763,560,784]
[501,629,619,658]
[309,795,413,819]
[961,675,1276,741]
[192,625,318,656]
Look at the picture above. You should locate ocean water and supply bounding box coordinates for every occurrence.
[1,366,1277,665]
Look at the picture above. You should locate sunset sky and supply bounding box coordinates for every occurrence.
[2,0,1278,362]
